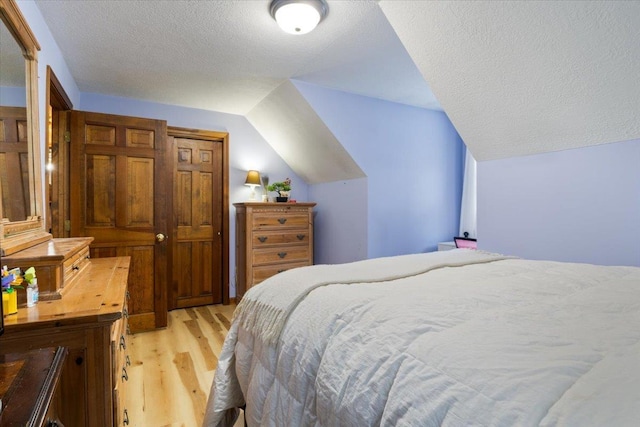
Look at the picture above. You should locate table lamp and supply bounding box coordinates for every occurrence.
[245,170,261,201]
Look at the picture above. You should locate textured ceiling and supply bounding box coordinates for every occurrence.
[380,1,640,161]
[33,0,441,115]
[27,1,640,164]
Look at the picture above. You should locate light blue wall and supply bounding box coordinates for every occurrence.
[308,178,368,264]
[294,81,465,260]
[0,86,26,107]
[478,138,640,267]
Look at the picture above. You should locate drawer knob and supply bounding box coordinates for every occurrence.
[124,308,129,319]
[123,409,130,425]
[278,218,287,224]
[297,234,305,240]
[122,366,129,381]
[72,265,80,271]
[126,355,131,366]
[277,269,286,273]
[277,252,287,259]
[258,236,268,243]
[120,334,127,350]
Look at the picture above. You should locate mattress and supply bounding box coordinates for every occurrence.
[204,249,640,426]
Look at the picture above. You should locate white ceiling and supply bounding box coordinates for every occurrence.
[30,1,640,164]
[33,0,441,116]
[380,0,640,161]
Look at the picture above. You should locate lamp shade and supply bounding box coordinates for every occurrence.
[245,170,261,186]
[270,0,328,35]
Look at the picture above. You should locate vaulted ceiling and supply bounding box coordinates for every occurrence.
[31,0,640,170]
[380,0,640,160]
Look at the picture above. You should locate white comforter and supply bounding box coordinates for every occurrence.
[204,250,640,426]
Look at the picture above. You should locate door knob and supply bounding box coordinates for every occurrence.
[156,233,167,242]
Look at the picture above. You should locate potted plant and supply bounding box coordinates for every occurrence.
[267,178,291,202]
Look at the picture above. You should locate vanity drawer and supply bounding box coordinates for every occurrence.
[252,262,310,284]
[63,244,90,288]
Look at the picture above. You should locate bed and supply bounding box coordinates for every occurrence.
[204,249,640,426]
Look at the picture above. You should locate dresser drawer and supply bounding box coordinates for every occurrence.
[110,301,130,426]
[111,320,127,384]
[253,246,310,266]
[252,213,309,230]
[252,230,310,247]
[252,262,310,284]
[63,245,90,288]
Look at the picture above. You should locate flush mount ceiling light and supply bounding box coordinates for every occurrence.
[270,0,329,35]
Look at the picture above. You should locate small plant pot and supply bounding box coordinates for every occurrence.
[275,197,288,203]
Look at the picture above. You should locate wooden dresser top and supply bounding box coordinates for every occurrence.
[2,237,94,263]
[2,256,130,333]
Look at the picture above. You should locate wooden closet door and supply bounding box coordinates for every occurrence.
[169,128,226,309]
[70,111,170,332]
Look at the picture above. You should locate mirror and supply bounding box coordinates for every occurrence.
[0,0,51,255]
[0,14,28,222]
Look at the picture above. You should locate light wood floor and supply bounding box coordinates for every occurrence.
[124,304,244,426]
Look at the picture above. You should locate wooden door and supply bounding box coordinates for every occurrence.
[0,106,29,222]
[70,111,170,332]
[169,127,228,309]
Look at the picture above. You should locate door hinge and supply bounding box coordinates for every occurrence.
[64,220,71,232]
[64,131,71,143]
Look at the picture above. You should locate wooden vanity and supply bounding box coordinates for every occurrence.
[0,255,131,427]
[3,237,93,301]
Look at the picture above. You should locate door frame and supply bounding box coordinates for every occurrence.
[167,126,230,306]
[45,65,73,237]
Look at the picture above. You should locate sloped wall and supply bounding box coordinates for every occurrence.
[246,80,365,184]
[380,1,640,161]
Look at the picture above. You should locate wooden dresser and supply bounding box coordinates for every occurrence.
[234,202,316,300]
[0,256,131,427]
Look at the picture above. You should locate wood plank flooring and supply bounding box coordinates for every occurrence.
[124,304,244,426]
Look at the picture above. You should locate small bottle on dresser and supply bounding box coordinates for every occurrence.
[26,278,38,307]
